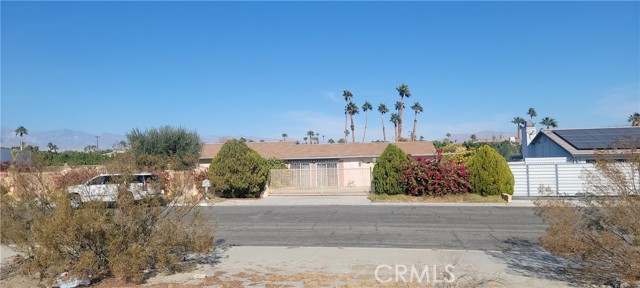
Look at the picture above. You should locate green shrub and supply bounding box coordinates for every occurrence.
[126,125,203,170]
[207,140,268,198]
[467,145,514,196]
[372,144,410,195]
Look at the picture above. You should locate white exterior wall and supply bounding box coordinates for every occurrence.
[508,162,640,197]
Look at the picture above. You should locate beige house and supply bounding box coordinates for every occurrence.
[200,141,436,196]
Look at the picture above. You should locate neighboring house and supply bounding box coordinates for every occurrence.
[200,141,437,195]
[521,123,640,163]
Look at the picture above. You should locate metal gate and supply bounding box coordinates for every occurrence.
[269,166,371,196]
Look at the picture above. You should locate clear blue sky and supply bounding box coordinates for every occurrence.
[2,1,639,142]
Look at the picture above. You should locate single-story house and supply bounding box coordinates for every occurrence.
[521,123,640,163]
[200,141,437,195]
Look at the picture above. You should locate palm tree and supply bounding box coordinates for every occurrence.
[315,132,320,144]
[378,104,389,142]
[628,112,640,126]
[361,101,372,143]
[14,126,28,150]
[282,133,288,142]
[539,117,558,129]
[47,142,58,153]
[445,133,452,143]
[470,134,477,143]
[343,90,353,142]
[527,107,537,122]
[347,102,359,143]
[410,102,423,142]
[511,117,525,143]
[307,130,315,144]
[394,101,404,140]
[395,83,411,140]
[390,113,400,142]
[303,136,308,144]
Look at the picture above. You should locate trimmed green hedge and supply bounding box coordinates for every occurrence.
[372,144,410,195]
[467,145,514,196]
[207,140,268,198]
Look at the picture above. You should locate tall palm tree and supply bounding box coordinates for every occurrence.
[511,117,525,143]
[410,102,423,142]
[361,101,372,143]
[378,104,389,142]
[628,112,640,126]
[282,133,288,142]
[343,90,353,143]
[527,107,537,122]
[395,83,411,140]
[394,101,404,141]
[307,130,315,144]
[347,102,359,143]
[14,126,28,150]
[47,142,58,153]
[315,132,320,144]
[390,113,400,142]
[539,117,558,129]
[445,133,452,143]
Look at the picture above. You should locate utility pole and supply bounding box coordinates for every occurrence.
[95,136,100,151]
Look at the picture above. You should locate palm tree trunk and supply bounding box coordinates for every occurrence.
[362,114,368,143]
[394,124,397,142]
[516,125,520,144]
[398,103,403,140]
[350,115,356,143]
[381,115,387,142]
[412,112,418,142]
[344,105,349,143]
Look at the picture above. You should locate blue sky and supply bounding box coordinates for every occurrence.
[2,1,639,143]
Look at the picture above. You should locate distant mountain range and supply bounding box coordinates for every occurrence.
[1,126,515,151]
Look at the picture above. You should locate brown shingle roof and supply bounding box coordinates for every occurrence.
[201,141,436,160]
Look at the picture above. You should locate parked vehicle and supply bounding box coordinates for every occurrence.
[66,173,164,208]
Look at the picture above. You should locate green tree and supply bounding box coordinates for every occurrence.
[445,133,452,143]
[378,104,389,142]
[627,112,640,126]
[395,83,411,140]
[527,107,537,122]
[126,125,203,170]
[337,138,345,143]
[14,126,28,151]
[208,140,268,198]
[307,130,315,144]
[47,142,58,153]
[470,134,477,142]
[539,117,558,129]
[372,144,410,195]
[343,90,353,142]
[410,102,423,142]
[467,145,514,196]
[282,133,288,142]
[361,101,373,143]
[328,138,335,144]
[390,113,400,142]
[511,117,525,143]
[348,102,359,143]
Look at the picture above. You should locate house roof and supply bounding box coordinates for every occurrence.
[532,127,640,156]
[200,141,437,161]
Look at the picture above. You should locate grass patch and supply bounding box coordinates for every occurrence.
[368,193,506,203]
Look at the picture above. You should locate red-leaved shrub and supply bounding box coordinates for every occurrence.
[399,151,471,196]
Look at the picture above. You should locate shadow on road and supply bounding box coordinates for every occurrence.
[487,237,579,286]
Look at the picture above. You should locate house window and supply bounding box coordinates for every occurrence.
[316,160,338,187]
[289,161,311,188]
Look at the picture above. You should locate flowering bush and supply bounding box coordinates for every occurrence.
[400,150,471,196]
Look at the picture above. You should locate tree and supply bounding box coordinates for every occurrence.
[527,107,537,122]
[410,102,423,142]
[347,102,359,143]
[343,90,353,143]
[467,146,514,196]
[361,101,373,143]
[315,132,320,144]
[511,117,525,144]
[470,134,477,142]
[390,113,400,142]
[328,138,335,144]
[47,142,58,153]
[84,145,98,153]
[628,112,640,126]
[337,138,346,144]
[282,133,288,142]
[378,104,389,142]
[539,117,558,129]
[208,140,269,198]
[303,137,308,144]
[14,126,28,151]
[445,133,452,143]
[395,83,411,140]
[307,130,315,145]
[126,125,203,170]
[372,144,410,195]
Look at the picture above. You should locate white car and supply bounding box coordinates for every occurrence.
[66,173,164,208]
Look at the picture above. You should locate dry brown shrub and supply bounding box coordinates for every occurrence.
[535,138,640,286]
[0,151,214,284]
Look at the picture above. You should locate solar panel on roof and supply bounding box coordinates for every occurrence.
[553,127,640,150]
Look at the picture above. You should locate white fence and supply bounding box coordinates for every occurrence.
[509,162,639,197]
[268,167,372,196]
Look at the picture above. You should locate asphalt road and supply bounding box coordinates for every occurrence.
[204,206,547,251]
